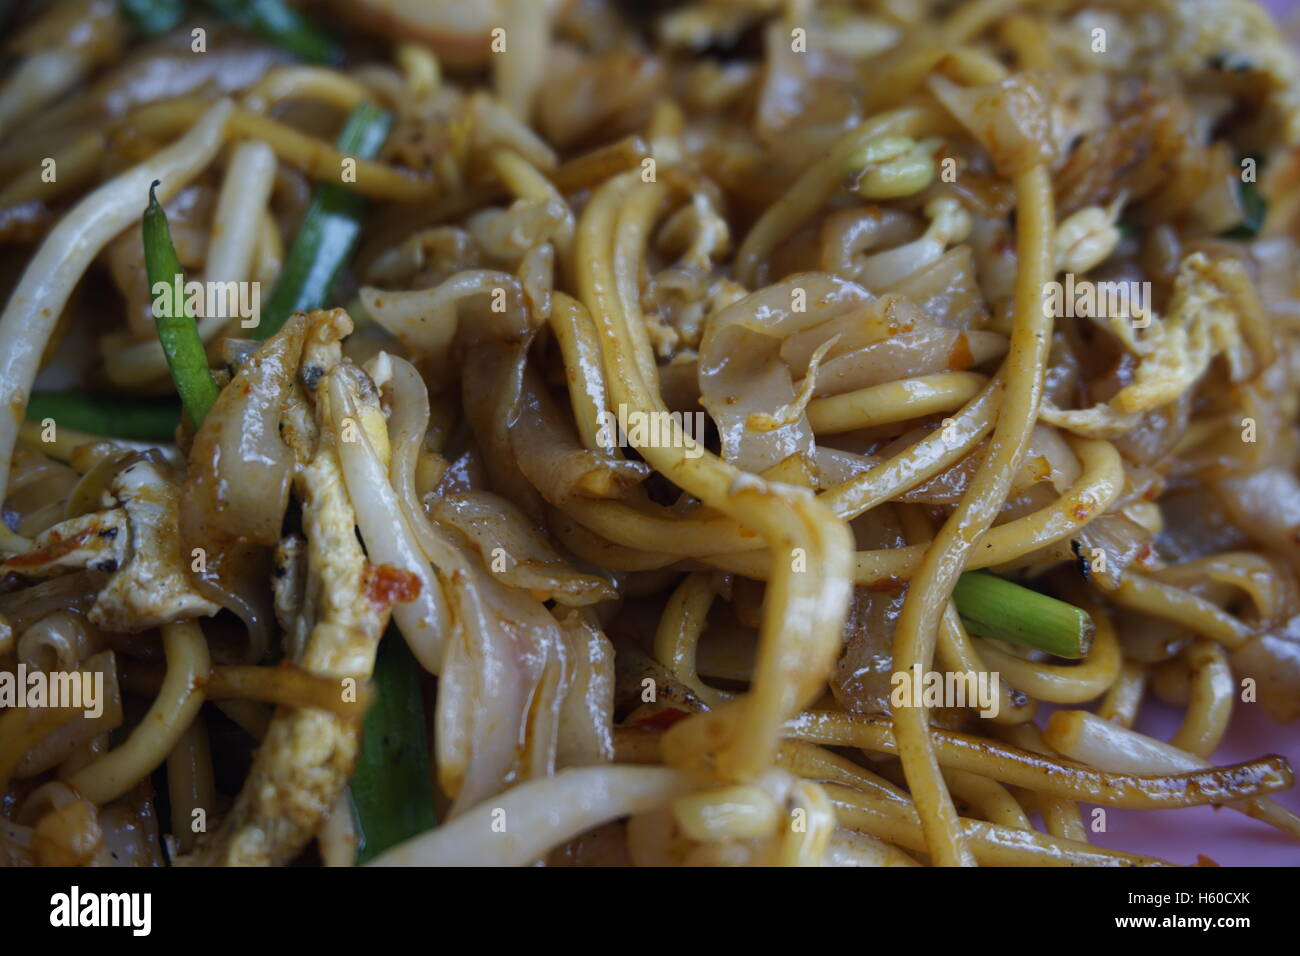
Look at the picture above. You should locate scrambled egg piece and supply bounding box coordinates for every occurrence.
[1041,253,1252,438]
[188,311,392,867]
[1059,1,1300,145]
[1155,0,1300,146]
[271,534,308,659]
[0,509,126,577]
[94,459,221,630]
[0,459,219,631]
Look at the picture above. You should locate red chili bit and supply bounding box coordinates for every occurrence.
[366,564,421,606]
[634,708,689,731]
[947,332,974,371]
[5,527,94,569]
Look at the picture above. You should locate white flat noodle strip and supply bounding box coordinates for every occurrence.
[329,372,449,671]
[368,766,696,867]
[0,98,235,508]
[205,138,278,289]
[0,49,87,140]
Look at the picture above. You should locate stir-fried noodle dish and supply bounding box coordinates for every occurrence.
[2,0,1300,868]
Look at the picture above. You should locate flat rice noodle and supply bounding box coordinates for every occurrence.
[13,650,122,778]
[699,273,870,472]
[361,269,527,381]
[553,607,616,767]
[832,512,909,716]
[180,315,306,659]
[811,328,1006,398]
[460,339,546,523]
[1211,467,1300,559]
[818,207,919,283]
[884,245,988,329]
[1070,512,1155,590]
[511,363,650,503]
[430,489,617,606]
[1230,618,1300,722]
[780,294,927,373]
[1156,487,1249,564]
[382,351,577,815]
[832,586,908,717]
[929,72,1060,178]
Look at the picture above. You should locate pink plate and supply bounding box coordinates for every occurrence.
[1068,700,1300,866]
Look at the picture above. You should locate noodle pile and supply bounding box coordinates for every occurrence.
[1,0,1299,867]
